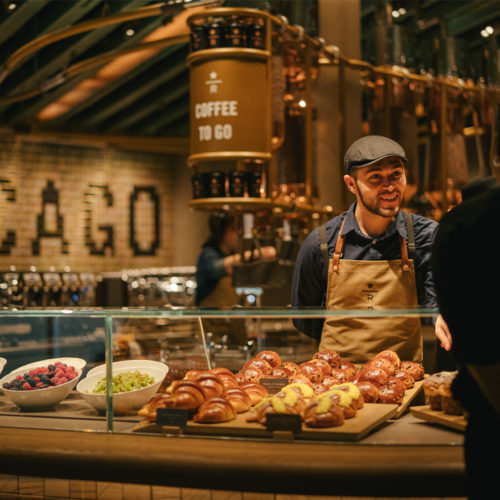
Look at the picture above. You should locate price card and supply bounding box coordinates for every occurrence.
[156,408,188,428]
[259,377,289,394]
[265,413,302,433]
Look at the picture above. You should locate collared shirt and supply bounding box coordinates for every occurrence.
[291,202,439,340]
[195,246,228,306]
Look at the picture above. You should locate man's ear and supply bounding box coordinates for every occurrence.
[343,174,357,194]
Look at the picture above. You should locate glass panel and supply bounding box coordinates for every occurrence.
[0,305,461,448]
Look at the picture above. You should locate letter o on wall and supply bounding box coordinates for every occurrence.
[129,186,160,256]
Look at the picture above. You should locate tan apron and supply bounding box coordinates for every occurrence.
[319,214,423,364]
[199,276,247,345]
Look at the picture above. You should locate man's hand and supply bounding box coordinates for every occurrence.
[435,314,452,351]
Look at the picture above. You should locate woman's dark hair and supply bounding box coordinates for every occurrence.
[202,212,235,250]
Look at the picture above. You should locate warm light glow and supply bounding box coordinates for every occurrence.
[36,6,206,122]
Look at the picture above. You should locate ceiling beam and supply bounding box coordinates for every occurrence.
[445,2,500,36]
[73,45,189,130]
[133,98,189,135]
[108,80,190,133]
[1,0,153,118]
[0,0,50,45]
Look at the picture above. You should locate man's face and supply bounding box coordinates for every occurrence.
[344,157,407,218]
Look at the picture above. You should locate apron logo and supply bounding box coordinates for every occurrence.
[362,281,378,310]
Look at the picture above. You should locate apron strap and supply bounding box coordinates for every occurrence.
[332,219,346,272]
[404,211,416,261]
[400,234,410,271]
[319,223,329,282]
[323,214,415,273]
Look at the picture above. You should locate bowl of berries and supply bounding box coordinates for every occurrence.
[0,357,86,410]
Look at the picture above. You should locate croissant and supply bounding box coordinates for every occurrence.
[210,367,236,378]
[138,393,172,422]
[274,388,307,413]
[243,358,273,375]
[317,389,357,418]
[183,369,209,381]
[210,367,239,391]
[224,388,252,413]
[288,373,313,386]
[220,375,240,391]
[329,383,364,410]
[313,350,341,368]
[159,380,206,412]
[239,382,268,406]
[190,372,225,399]
[400,361,425,381]
[374,349,401,369]
[246,395,298,425]
[282,382,315,400]
[255,350,282,367]
[302,397,345,428]
[192,397,236,423]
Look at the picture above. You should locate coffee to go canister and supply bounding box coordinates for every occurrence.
[207,171,226,197]
[229,171,246,197]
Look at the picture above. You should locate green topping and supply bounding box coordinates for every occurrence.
[91,370,155,394]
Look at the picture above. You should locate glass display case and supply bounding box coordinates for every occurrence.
[0,306,467,498]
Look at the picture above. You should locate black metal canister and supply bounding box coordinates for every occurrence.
[226,17,245,48]
[229,171,246,197]
[207,171,226,197]
[207,18,225,48]
[191,173,209,199]
[247,171,262,197]
[246,19,265,49]
[190,24,208,52]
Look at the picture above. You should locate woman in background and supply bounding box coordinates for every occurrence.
[195,212,275,345]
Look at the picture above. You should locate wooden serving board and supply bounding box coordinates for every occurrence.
[393,379,424,418]
[410,405,467,432]
[133,402,398,442]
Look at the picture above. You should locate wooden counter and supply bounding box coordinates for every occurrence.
[0,412,466,497]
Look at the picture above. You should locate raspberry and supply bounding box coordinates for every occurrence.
[22,382,33,390]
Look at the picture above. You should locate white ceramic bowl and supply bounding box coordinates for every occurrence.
[0,358,6,376]
[0,357,86,410]
[76,362,168,415]
[86,359,168,378]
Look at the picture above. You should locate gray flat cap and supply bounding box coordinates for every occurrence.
[344,135,407,175]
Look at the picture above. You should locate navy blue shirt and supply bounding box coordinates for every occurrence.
[195,246,228,305]
[291,203,439,340]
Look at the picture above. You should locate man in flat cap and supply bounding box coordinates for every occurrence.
[291,135,451,363]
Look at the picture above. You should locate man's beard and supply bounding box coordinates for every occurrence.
[355,180,401,218]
